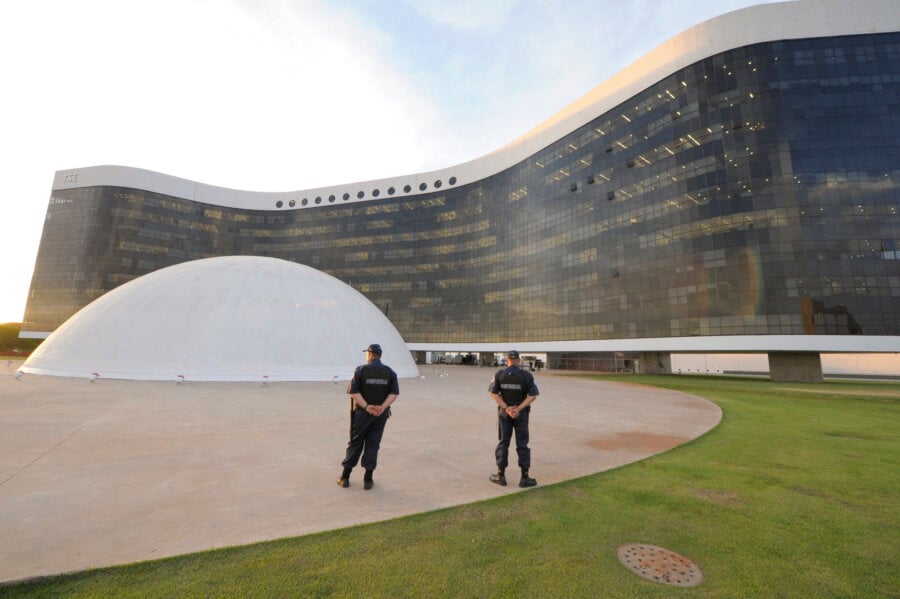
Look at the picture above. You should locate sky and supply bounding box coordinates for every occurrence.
[0,0,782,324]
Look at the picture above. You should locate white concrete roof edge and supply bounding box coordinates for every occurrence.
[408,335,900,354]
[15,366,358,382]
[49,0,900,211]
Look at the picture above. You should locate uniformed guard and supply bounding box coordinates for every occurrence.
[488,350,540,487]
[338,343,399,490]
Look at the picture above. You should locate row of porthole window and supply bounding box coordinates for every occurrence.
[274,176,458,208]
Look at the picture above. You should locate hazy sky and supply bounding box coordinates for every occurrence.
[0,0,780,323]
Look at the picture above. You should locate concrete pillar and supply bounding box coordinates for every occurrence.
[768,352,823,382]
[638,352,672,374]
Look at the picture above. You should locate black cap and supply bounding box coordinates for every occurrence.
[364,343,383,356]
[507,350,520,359]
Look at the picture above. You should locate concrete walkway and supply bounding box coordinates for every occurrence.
[0,363,721,583]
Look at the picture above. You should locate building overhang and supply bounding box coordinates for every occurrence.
[408,335,900,355]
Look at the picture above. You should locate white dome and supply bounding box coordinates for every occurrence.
[22,256,419,381]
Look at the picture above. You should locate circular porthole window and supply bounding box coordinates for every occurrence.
[419,182,427,191]
[434,180,442,188]
[289,199,296,207]
[343,193,350,201]
[388,187,395,195]
[301,198,308,206]
[357,191,365,199]
[449,176,457,185]
[403,184,412,193]
[372,189,380,197]
[329,195,335,203]
[315,196,322,204]
[276,200,283,208]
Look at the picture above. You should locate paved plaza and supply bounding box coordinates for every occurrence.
[0,363,720,582]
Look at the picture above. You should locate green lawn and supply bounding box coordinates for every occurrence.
[3,375,898,598]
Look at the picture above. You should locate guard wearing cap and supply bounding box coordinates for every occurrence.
[488,350,539,488]
[338,343,399,490]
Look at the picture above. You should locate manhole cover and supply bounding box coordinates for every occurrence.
[617,543,703,587]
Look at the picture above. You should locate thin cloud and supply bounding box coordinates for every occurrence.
[400,0,522,30]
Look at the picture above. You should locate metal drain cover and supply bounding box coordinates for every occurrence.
[617,543,703,587]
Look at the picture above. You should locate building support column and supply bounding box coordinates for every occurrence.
[638,352,671,374]
[768,352,823,382]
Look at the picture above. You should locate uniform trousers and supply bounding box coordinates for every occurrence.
[342,407,390,471]
[495,408,530,470]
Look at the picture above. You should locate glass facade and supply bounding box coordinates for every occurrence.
[24,33,900,343]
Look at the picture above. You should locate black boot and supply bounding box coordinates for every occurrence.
[489,469,507,486]
[363,469,374,490]
[337,467,351,488]
[519,469,537,488]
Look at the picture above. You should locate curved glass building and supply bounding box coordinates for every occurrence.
[23,0,900,380]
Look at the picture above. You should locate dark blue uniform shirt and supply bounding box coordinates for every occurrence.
[349,358,399,405]
[489,365,539,405]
